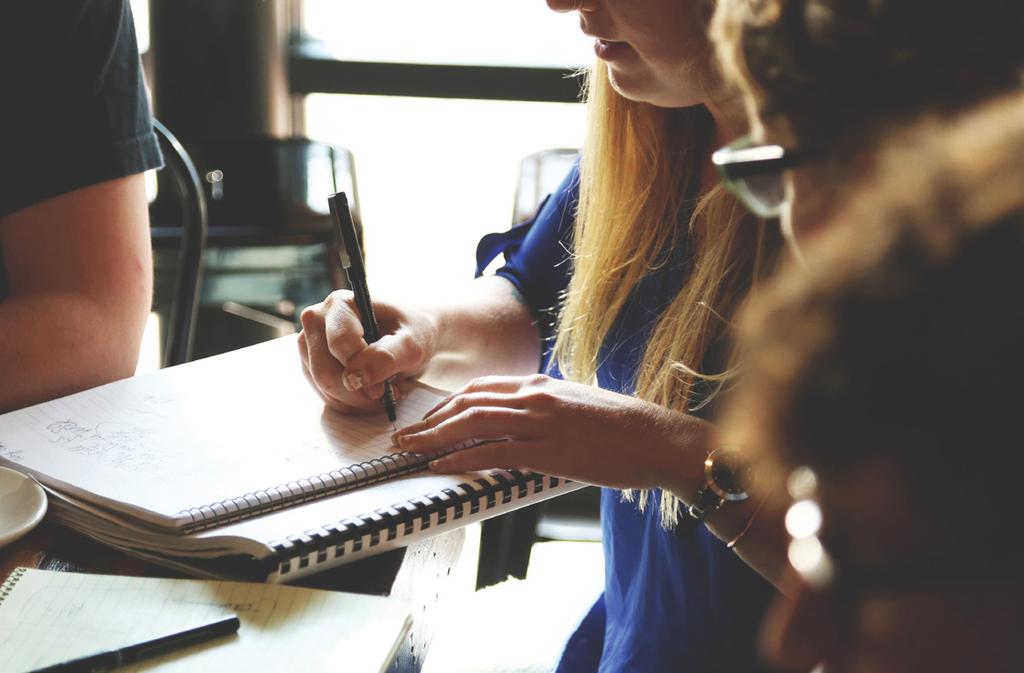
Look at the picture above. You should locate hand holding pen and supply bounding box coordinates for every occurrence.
[325,192,398,422]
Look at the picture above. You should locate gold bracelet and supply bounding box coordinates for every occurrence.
[726,494,768,550]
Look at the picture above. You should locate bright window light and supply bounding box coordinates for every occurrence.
[302,3,590,301]
[305,94,586,301]
[129,0,149,53]
[303,0,592,68]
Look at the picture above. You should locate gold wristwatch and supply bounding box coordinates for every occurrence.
[674,449,752,537]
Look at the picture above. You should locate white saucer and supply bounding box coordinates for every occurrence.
[0,465,47,548]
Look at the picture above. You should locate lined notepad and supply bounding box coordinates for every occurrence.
[0,568,410,673]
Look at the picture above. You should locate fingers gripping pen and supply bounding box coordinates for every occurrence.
[327,192,398,422]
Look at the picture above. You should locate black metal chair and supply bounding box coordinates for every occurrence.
[150,119,207,367]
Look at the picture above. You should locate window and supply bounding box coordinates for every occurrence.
[301,1,589,298]
[302,1,591,68]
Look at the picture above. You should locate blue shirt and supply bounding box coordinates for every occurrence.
[476,166,775,673]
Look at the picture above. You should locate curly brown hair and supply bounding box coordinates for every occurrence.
[724,92,1024,540]
[712,0,1024,153]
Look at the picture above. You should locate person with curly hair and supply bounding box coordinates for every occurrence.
[723,92,1024,673]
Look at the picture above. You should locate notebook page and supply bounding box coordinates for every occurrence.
[0,568,410,673]
[0,336,449,530]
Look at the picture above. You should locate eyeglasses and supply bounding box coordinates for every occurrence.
[712,135,811,219]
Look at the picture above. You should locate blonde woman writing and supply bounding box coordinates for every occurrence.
[299,0,781,670]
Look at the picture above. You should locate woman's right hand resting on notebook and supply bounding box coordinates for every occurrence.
[297,276,542,413]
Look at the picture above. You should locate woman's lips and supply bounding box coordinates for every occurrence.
[594,39,630,61]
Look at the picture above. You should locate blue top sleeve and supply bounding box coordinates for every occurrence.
[475,164,580,355]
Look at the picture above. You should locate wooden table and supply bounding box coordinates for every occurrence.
[0,519,471,673]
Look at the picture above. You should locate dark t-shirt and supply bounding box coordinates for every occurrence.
[0,0,162,298]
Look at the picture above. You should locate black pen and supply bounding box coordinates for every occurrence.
[31,614,240,673]
[328,192,398,422]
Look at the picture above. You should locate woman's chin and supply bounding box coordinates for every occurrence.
[606,68,706,109]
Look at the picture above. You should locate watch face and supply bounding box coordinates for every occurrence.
[705,451,751,501]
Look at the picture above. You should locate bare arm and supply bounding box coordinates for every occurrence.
[297,275,542,412]
[421,276,543,389]
[392,374,791,589]
[658,433,790,588]
[0,174,153,412]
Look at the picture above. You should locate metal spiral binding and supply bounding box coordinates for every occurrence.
[178,450,429,533]
[268,469,568,577]
[0,567,28,605]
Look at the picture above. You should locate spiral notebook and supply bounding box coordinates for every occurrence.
[0,567,411,673]
[0,336,582,581]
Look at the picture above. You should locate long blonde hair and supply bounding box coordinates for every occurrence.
[551,64,780,527]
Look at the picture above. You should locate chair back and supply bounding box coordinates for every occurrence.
[512,148,578,224]
[151,119,207,367]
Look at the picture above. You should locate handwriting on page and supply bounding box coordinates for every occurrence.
[11,385,189,474]
[44,420,163,472]
[21,375,441,471]
[0,443,23,463]
[0,336,457,525]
